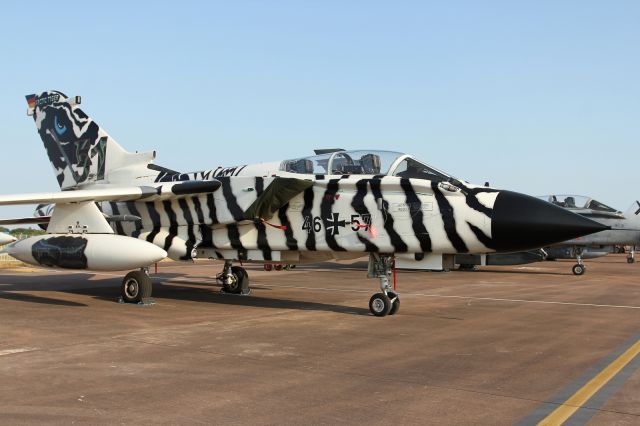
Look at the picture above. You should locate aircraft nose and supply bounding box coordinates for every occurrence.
[491,191,608,252]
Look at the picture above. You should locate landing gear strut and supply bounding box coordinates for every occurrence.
[120,268,153,304]
[628,246,636,264]
[217,260,251,295]
[367,254,400,317]
[572,248,586,276]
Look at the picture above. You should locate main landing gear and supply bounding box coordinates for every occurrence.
[119,260,252,304]
[628,246,636,264]
[120,268,153,304]
[572,248,586,276]
[368,254,400,317]
[217,260,251,295]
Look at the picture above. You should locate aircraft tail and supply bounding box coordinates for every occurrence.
[26,91,155,189]
[625,200,640,217]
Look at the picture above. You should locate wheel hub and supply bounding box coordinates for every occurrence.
[125,280,138,298]
[372,298,385,313]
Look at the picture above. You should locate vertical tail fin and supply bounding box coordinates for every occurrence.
[26,91,155,189]
[626,201,640,217]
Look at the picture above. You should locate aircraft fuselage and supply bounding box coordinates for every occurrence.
[99,175,501,262]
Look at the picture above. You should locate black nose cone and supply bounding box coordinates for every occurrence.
[491,191,608,252]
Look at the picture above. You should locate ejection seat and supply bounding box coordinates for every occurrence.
[564,197,576,208]
[361,154,381,174]
[285,159,314,174]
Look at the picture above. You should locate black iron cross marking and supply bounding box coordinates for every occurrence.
[325,213,346,235]
[635,201,640,216]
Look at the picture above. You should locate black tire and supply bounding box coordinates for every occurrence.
[388,291,400,315]
[627,257,635,264]
[369,293,392,317]
[572,264,586,276]
[223,266,249,294]
[121,270,152,303]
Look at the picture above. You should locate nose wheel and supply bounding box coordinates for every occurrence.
[628,246,636,264]
[368,291,401,317]
[369,293,391,316]
[571,248,586,275]
[572,263,586,275]
[387,291,400,315]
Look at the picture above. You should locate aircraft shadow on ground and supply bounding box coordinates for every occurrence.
[0,273,94,306]
[0,273,369,316]
[0,291,87,307]
[462,268,569,276]
[291,261,369,271]
[291,261,570,276]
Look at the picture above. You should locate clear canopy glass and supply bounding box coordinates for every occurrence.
[279,149,454,181]
[539,195,619,213]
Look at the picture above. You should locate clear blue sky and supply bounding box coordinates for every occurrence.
[1,1,638,218]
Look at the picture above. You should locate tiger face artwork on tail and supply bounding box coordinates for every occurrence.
[27,91,107,188]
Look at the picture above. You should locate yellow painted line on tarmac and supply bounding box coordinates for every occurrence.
[538,339,640,425]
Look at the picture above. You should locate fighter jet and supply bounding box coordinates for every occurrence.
[0,91,606,316]
[455,195,640,275]
[539,195,638,274]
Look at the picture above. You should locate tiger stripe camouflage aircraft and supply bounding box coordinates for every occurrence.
[0,91,606,316]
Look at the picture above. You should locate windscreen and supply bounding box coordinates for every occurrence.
[392,157,452,182]
[587,199,618,213]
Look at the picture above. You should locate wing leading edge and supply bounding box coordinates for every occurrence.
[0,180,222,206]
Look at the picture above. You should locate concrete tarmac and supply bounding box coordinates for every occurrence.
[0,255,639,425]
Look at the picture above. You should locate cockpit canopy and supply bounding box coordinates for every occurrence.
[279,150,454,181]
[540,195,620,213]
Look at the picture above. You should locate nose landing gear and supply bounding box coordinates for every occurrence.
[572,263,586,276]
[572,248,586,275]
[368,254,400,317]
